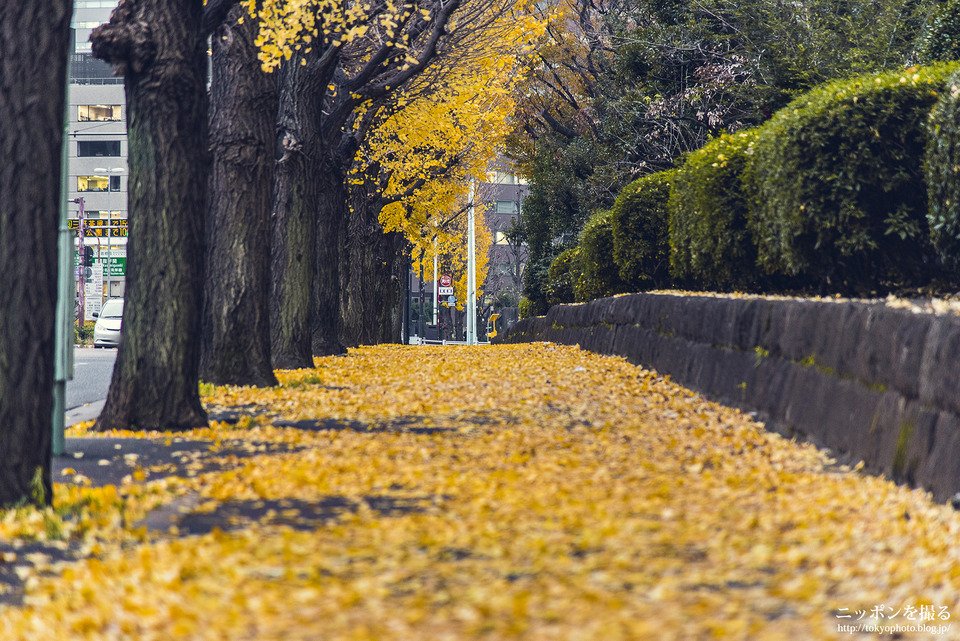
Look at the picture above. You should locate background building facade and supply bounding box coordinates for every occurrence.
[70,1,127,313]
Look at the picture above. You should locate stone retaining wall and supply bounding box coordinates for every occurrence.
[497,293,960,502]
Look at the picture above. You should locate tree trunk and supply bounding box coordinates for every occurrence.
[388,234,409,343]
[339,186,406,346]
[271,56,322,369]
[0,0,71,507]
[312,158,348,356]
[201,3,278,387]
[91,0,209,431]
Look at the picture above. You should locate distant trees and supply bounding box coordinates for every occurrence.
[508,0,940,312]
[78,0,539,432]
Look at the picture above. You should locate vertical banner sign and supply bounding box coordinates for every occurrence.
[84,263,103,318]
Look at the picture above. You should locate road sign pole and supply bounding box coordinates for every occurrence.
[75,196,85,327]
[466,180,477,345]
[54,34,76,456]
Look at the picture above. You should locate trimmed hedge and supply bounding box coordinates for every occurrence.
[926,70,960,273]
[669,131,760,291]
[574,210,625,302]
[610,171,673,291]
[745,63,959,294]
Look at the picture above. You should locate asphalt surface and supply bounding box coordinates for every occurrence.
[64,346,115,424]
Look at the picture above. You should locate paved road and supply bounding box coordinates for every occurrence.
[65,347,116,424]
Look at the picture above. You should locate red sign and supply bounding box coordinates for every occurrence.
[439,274,452,287]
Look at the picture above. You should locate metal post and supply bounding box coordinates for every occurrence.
[76,196,85,326]
[418,256,425,340]
[53,29,76,456]
[402,264,411,344]
[95,167,125,301]
[432,237,438,326]
[466,180,477,345]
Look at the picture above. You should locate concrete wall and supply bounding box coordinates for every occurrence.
[497,293,960,502]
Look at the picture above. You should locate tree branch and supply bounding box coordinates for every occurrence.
[202,0,243,37]
[90,0,155,75]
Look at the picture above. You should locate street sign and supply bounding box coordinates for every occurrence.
[447,295,456,306]
[439,274,452,287]
[438,286,454,296]
[74,252,126,277]
[69,219,128,237]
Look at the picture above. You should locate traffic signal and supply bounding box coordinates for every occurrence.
[83,246,94,267]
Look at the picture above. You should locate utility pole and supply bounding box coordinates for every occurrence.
[54,35,76,457]
[74,196,86,326]
[95,167,124,300]
[466,180,477,345]
[418,249,426,340]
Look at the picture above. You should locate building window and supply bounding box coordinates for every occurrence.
[78,105,121,122]
[78,175,110,192]
[78,140,121,157]
[495,201,518,215]
[110,175,121,192]
[85,210,123,219]
[70,54,120,84]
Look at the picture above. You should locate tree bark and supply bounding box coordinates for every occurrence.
[201,3,278,386]
[340,184,406,346]
[311,155,349,356]
[92,0,209,431]
[0,0,71,507]
[271,56,323,369]
[388,234,408,342]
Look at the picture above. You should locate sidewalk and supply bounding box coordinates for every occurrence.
[3,343,960,639]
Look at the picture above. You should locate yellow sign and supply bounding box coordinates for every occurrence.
[68,219,127,229]
[69,219,128,237]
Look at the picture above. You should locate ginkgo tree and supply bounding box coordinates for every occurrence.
[247,0,544,363]
[339,10,539,344]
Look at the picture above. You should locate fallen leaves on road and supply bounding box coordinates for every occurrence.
[2,343,960,639]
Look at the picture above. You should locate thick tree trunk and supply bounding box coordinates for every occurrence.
[389,235,409,343]
[92,0,209,431]
[271,57,322,369]
[312,159,348,356]
[201,3,278,386]
[339,187,406,346]
[0,1,71,507]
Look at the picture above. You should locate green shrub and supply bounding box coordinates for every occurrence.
[926,70,960,272]
[669,131,761,291]
[610,171,673,291]
[574,210,626,302]
[745,63,958,294]
[520,255,553,317]
[917,0,960,65]
[547,247,579,306]
[74,321,95,345]
[518,296,535,320]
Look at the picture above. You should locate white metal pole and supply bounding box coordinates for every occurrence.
[466,180,477,345]
[433,236,439,326]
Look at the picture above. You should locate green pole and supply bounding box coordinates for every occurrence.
[52,30,76,456]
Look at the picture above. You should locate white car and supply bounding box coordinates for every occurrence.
[93,298,124,348]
